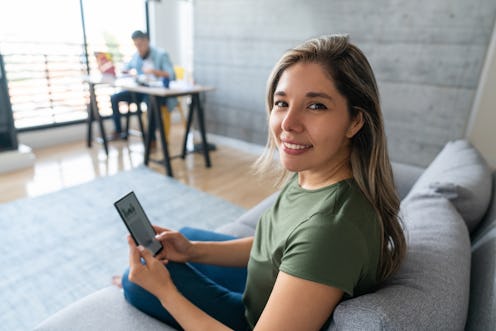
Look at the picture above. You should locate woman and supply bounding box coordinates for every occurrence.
[122,34,406,331]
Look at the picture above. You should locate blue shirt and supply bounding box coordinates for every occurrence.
[124,46,178,111]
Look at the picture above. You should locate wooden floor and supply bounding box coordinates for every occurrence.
[0,125,278,209]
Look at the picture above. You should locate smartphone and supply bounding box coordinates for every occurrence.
[114,191,163,256]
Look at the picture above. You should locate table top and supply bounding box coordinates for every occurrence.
[84,75,215,97]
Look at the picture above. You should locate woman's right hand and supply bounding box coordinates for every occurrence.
[153,226,195,263]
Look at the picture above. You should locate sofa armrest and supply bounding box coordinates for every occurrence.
[34,287,177,331]
[216,192,279,237]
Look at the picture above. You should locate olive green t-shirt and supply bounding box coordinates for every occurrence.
[243,175,381,329]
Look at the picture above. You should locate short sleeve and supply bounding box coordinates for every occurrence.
[279,213,369,296]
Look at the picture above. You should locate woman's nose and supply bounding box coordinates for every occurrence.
[281,107,303,133]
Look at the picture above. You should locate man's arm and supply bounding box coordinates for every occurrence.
[121,53,137,73]
[153,51,175,79]
[147,68,170,78]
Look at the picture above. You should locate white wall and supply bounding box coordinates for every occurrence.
[150,0,193,72]
[467,21,496,169]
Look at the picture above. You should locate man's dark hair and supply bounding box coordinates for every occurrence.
[131,30,148,40]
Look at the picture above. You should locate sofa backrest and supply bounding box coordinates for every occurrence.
[330,195,471,331]
[330,140,493,330]
[390,162,424,200]
[465,172,496,330]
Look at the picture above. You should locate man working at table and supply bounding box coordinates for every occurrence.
[110,30,177,144]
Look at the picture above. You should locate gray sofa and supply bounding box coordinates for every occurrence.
[35,140,495,331]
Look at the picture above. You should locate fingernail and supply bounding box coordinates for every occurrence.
[154,234,161,239]
[138,246,145,252]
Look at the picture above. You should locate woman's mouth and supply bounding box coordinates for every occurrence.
[281,141,313,155]
[283,142,312,150]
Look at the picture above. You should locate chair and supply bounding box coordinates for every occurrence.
[122,94,146,143]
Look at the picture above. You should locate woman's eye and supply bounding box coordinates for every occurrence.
[274,100,287,108]
[308,103,327,110]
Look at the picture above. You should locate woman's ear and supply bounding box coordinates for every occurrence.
[346,111,364,138]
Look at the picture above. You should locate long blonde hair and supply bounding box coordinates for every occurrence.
[255,34,406,281]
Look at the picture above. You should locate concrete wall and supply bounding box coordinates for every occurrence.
[194,0,496,166]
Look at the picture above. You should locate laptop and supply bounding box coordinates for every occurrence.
[94,51,116,77]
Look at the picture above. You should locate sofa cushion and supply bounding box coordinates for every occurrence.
[404,139,492,232]
[329,196,471,331]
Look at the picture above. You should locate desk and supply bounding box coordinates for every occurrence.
[86,75,145,155]
[85,76,215,177]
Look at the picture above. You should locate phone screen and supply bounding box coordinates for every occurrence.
[114,191,163,256]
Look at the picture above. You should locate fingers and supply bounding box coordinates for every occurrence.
[155,229,180,240]
[158,256,169,264]
[152,225,171,235]
[128,231,168,269]
[138,244,153,263]
[128,236,141,268]
[155,232,166,240]
[128,237,158,267]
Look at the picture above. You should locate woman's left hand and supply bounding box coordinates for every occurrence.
[127,236,175,299]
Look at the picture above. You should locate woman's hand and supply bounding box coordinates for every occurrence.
[127,236,175,299]
[153,226,195,263]
[128,236,233,331]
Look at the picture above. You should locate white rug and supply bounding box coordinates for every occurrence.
[0,166,245,331]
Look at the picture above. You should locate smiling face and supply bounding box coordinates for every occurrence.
[269,62,363,189]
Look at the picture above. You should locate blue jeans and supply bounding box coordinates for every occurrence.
[110,91,147,134]
[122,227,249,331]
[111,91,170,141]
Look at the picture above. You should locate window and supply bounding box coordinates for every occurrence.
[0,0,145,130]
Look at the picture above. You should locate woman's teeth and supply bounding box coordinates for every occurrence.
[283,142,311,150]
